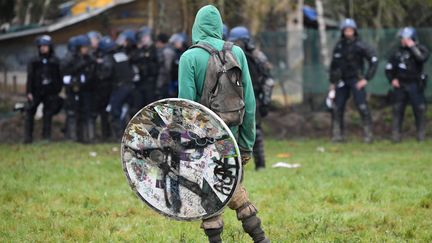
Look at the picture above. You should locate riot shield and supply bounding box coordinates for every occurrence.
[121,98,242,221]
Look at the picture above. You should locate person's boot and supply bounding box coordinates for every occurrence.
[111,118,123,141]
[204,228,223,243]
[80,120,90,143]
[253,127,266,170]
[391,102,405,143]
[42,115,52,141]
[391,116,402,143]
[359,104,373,144]
[236,202,270,243]
[331,109,344,143]
[101,111,111,140]
[66,112,78,141]
[202,215,223,243]
[87,119,96,143]
[363,123,373,144]
[24,112,34,144]
[415,105,427,142]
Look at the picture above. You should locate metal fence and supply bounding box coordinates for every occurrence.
[258,28,432,103]
[2,28,432,102]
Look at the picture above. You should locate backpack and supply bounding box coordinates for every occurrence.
[190,42,245,126]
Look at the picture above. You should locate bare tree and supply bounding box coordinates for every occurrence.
[286,0,304,103]
[315,0,330,67]
[38,0,51,25]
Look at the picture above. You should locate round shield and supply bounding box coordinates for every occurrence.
[121,98,242,221]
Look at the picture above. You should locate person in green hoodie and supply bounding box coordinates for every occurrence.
[178,5,269,243]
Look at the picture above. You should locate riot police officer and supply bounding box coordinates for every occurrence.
[129,27,159,115]
[168,33,188,98]
[63,35,96,143]
[62,36,79,140]
[329,18,378,143]
[108,30,136,139]
[94,36,116,140]
[155,33,176,99]
[385,27,429,142]
[229,26,274,170]
[24,35,62,143]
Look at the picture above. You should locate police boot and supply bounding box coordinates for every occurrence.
[362,123,373,144]
[236,202,270,243]
[24,112,34,144]
[253,127,266,170]
[66,114,78,141]
[111,119,123,141]
[87,119,96,142]
[359,104,373,144]
[391,103,404,143]
[391,116,402,143]
[415,105,427,142]
[42,115,52,141]
[79,120,92,144]
[331,109,344,143]
[100,112,111,140]
[201,215,223,243]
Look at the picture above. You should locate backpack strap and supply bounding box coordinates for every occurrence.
[221,42,235,64]
[222,41,234,51]
[189,42,218,55]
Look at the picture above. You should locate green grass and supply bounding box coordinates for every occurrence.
[1,139,432,242]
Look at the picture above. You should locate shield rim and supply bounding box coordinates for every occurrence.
[121,98,243,221]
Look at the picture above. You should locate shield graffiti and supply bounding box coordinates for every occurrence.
[121,98,242,221]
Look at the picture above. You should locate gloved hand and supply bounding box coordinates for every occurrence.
[240,149,252,165]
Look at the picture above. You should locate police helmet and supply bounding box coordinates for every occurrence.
[98,36,116,53]
[228,26,250,42]
[116,29,137,46]
[87,31,102,40]
[67,36,79,51]
[169,33,187,44]
[75,34,91,47]
[398,27,417,40]
[35,35,53,46]
[137,26,153,40]
[340,18,357,30]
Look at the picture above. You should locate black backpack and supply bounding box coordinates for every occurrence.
[190,42,245,126]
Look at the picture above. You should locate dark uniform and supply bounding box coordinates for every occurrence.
[169,33,189,98]
[329,19,378,143]
[62,35,96,143]
[61,36,79,141]
[108,30,136,139]
[385,27,429,142]
[229,26,274,170]
[155,33,176,99]
[24,35,62,143]
[130,28,159,115]
[94,36,116,140]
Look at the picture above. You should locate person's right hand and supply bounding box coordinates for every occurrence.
[391,79,400,88]
[27,93,33,101]
[329,84,336,91]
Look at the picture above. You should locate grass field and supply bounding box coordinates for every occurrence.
[1,139,432,242]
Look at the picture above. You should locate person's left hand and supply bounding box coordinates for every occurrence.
[356,79,368,90]
[240,150,251,165]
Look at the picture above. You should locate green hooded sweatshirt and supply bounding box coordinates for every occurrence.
[178,5,256,154]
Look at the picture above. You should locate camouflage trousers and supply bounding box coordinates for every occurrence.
[201,184,257,229]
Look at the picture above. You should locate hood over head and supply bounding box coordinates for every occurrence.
[192,5,223,44]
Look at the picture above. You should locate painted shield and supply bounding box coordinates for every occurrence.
[121,98,242,221]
